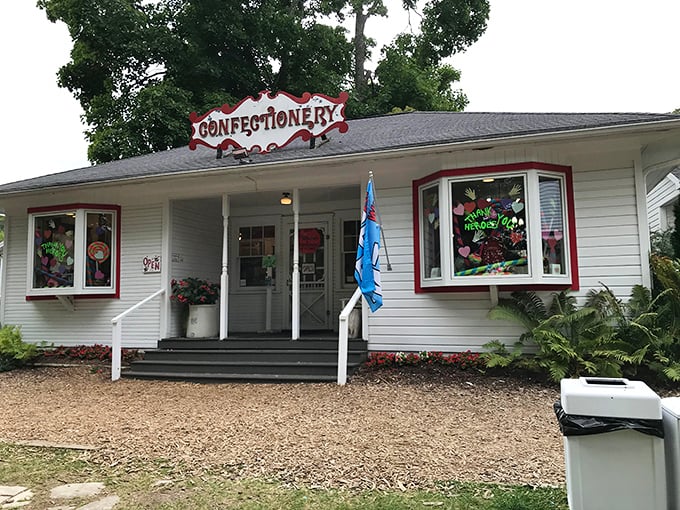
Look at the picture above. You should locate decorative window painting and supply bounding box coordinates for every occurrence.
[33,213,76,288]
[451,176,529,277]
[85,213,113,286]
[421,185,441,279]
[539,176,566,275]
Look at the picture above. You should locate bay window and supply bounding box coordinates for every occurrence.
[28,204,120,297]
[414,163,577,291]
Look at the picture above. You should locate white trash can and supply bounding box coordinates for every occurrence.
[663,397,680,510]
[557,377,666,510]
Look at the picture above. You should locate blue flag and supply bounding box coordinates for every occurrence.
[355,179,382,312]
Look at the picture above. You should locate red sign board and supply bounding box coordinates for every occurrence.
[299,228,322,254]
[189,90,348,154]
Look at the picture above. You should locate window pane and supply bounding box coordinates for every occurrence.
[85,213,113,287]
[451,176,529,277]
[238,225,276,286]
[540,176,566,275]
[33,213,76,288]
[240,257,268,286]
[342,220,360,285]
[421,186,441,278]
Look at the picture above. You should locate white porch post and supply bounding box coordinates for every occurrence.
[220,194,230,340]
[292,188,300,340]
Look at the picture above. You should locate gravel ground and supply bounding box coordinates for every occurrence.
[0,365,565,490]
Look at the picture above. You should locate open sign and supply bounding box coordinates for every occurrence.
[143,255,161,273]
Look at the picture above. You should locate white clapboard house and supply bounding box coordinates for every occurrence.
[1,103,679,382]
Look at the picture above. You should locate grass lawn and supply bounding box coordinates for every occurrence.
[0,443,567,510]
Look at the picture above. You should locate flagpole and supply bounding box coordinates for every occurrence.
[368,171,392,271]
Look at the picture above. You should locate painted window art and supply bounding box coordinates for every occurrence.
[33,212,76,289]
[413,163,577,291]
[451,176,528,277]
[28,205,119,297]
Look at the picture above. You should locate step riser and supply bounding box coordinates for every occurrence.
[127,363,351,376]
[142,351,367,363]
[157,340,368,351]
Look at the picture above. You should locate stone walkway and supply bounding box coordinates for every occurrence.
[0,483,119,509]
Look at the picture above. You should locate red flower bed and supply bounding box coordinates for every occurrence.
[364,350,484,370]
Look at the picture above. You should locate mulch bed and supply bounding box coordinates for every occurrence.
[0,363,565,490]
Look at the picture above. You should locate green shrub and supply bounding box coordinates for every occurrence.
[0,326,37,372]
[485,291,624,382]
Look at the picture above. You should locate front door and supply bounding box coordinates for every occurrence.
[288,222,329,330]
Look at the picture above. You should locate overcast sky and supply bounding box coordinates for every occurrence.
[1,1,679,185]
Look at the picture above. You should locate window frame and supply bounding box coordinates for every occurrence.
[26,203,121,299]
[341,218,360,289]
[413,162,579,293]
[232,218,279,292]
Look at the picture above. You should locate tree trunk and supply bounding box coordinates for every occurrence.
[354,6,369,98]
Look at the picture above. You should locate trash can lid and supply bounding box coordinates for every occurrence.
[662,397,680,419]
[561,377,661,420]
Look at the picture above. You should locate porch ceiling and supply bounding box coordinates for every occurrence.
[227,185,359,208]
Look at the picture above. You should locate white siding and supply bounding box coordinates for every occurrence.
[3,204,164,348]
[168,198,223,336]
[647,174,678,232]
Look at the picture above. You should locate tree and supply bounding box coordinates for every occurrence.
[39,0,489,163]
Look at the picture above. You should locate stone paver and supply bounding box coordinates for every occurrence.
[76,496,120,510]
[47,506,76,510]
[50,483,105,500]
[0,487,34,509]
[0,487,27,504]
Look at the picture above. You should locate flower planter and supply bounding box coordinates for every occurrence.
[186,304,219,338]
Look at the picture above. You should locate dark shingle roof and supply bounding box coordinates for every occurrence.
[2,111,678,194]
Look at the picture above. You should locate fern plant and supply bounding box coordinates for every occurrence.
[486,291,625,382]
[0,325,37,372]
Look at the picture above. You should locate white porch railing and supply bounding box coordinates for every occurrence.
[110,288,165,381]
[337,287,362,385]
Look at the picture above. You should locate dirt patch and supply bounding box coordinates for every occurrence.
[0,365,564,490]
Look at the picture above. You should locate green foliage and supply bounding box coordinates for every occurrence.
[0,326,37,372]
[39,0,490,162]
[488,275,680,384]
[650,229,675,258]
[673,201,680,259]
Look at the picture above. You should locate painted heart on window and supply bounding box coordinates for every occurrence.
[477,198,488,210]
[43,230,52,239]
[428,213,435,223]
[65,239,73,249]
[547,238,558,249]
[464,202,476,214]
[511,202,524,213]
[554,231,563,241]
[453,204,465,216]
[458,246,471,258]
[41,256,48,266]
[501,198,513,209]
[95,270,105,280]
[66,257,74,266]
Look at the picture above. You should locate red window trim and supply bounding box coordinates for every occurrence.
[412,162,579,293]
[27,204,122,299]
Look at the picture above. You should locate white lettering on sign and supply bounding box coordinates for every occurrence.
[189,90,349,154]
[143,255,161,274]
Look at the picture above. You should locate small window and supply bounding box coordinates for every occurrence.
[420,185,441,279]
[342,220,360,285]
[28,204,119,297]
[238,225,276,287]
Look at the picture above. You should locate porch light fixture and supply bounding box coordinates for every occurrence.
[280,192,292,205]
[482,177,495,183]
